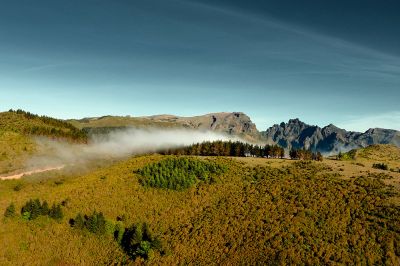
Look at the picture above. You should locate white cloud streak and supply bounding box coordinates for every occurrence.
[337,112,400,132]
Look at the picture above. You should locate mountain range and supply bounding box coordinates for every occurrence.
[69,112,400,153]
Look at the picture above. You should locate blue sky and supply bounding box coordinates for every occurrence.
[1,0,400,131]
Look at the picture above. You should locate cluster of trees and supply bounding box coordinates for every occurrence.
[161,141,285,158]
[138,157,227,190]
[3,199,63,221]
[72,211,108,234]
[8,109,87,142]
[20,199,63,221]
[121,222,163,260]
[70,212,162,260]
[289,148,323,161]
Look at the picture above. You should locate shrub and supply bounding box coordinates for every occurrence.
[13,183,23,191]
[4,203,16,218]
[372,163,388,170]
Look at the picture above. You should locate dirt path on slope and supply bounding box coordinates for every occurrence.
[0,165,65,180]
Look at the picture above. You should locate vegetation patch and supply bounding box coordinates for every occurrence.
[338,149,357,160]
[138,157,227,190]
[70,212,163,261]
[161,140,285,158]
[20,199,64,221]
[3,199,64,221]
[373,163,389,170]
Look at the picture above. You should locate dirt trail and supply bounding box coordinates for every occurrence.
[0,165,65,180]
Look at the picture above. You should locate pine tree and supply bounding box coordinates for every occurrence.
[41,201,50,215]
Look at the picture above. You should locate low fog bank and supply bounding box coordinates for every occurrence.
[27,128,242,169]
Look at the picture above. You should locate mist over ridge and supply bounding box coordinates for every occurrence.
[27,127,241,169]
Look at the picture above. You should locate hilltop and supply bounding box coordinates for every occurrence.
[0,110,86,175]
[69,112,260,142]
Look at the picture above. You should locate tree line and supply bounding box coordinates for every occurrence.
[4,198,63,221]
[289,148,323,161]
[8,109,87,142]
[160,141,323,161]
[160,141,285,158]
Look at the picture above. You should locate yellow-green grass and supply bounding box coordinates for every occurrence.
[0,131,35,175]
[1,153,399,265]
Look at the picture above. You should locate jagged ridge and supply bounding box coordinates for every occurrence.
[261,118,400,153]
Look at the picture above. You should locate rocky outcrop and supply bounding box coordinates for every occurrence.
[72,112,260,141]
[145,112,260,141]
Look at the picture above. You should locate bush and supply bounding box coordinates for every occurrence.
[4,203,16,218]
[13,183,23,191]
[372,163,388,170]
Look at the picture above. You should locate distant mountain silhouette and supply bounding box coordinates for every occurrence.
[261,118,400,154]
[69,112,399,154]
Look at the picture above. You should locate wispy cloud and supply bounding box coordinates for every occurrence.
[20,62,73,73]
[337,112,400,132]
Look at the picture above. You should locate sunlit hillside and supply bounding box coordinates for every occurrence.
[1,151,399,265]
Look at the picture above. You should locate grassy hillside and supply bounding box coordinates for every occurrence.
[0,110,87,175]
[1,152,399,265]
[1,110,87,142]
[339,144,400,173]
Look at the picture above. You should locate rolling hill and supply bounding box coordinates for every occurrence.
[1,110,400,264]
[0,110,87,175]
[1,151,399,264]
